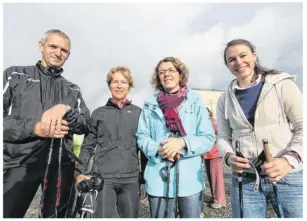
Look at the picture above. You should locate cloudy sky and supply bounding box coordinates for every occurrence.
[3,2,303,112]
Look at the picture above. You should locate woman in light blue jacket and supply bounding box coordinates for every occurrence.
[136,57,216,218]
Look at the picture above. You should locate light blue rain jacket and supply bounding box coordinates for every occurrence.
[136,89,216,197]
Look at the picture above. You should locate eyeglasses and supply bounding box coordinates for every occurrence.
[158,69,178,76]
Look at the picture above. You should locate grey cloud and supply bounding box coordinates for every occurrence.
[3,3,302,112]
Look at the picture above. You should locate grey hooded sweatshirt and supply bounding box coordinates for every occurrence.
[216,72,303,173]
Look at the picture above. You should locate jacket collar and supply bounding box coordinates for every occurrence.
[36,61,63,78]
[106,98,131,109]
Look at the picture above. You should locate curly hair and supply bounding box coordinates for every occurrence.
[151,57,189,91]
[106,66,135,88]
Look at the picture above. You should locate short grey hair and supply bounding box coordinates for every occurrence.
[41,29,71,48]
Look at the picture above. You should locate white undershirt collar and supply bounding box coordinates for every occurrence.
[232,74,262,91]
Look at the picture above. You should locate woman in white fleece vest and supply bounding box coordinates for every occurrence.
[216,39,303,218]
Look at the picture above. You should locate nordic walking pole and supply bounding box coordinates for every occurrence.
[164,160,171,218]
[174,154,180,218]
[262,139,284,218]
[55,138,63,217]
[39,138,54,217]
[235,141,243,218]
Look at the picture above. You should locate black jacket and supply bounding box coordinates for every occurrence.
[3,61,90,170]
[77,99,147,183]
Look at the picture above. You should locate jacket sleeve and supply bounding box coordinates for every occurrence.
[136,106,163,164]
[3,67,37,143]
[181,100,216,158]
[75,110,98,175]
[216,93,235,162]
[65,90,90,135]
[281,79,303,160]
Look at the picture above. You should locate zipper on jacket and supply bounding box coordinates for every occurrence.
[117,108,123,178]
[229,82,274,158]
[252,82,274,157]
[229,89,258,158]
[41,76,54,111]
[49,77,55,109]
[229,90,254,130]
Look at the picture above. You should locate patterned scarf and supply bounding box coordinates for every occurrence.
[157,86,188,136]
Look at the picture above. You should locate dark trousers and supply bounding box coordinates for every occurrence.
[3,163,74,218]
[94,182,140,218]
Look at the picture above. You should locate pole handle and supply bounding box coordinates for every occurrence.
[235,140,243,157]
[262,138,273,162]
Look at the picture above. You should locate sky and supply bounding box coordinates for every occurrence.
[2,2,303,113]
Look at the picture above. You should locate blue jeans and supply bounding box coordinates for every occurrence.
[231,171,303,218]
[148,191,203,218]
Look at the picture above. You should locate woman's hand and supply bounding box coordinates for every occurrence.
[76,174,91,185]
[227,154,250,173]
[158,138,185,161]
[261,158,293,182]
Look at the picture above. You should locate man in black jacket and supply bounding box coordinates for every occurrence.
[3,29,90,218]
[76,66,147,218]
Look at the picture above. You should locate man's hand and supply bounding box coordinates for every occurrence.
[76,174,91,185]
[261,158,293,182]
[40,104,71,136]
[227,154,250,173]
[34,119,69,138]
[139,184,147,200]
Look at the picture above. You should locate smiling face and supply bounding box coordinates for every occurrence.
[109,72,130,102]
[158,62,180,93]
[225,44,257,83]
[39,33,70,68]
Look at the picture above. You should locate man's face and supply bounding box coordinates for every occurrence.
[39,33,70,68]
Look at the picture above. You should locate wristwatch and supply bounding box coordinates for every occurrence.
[283,155,299,170]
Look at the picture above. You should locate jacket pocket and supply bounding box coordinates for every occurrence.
[232,134,256,159]
[269,128,292,150]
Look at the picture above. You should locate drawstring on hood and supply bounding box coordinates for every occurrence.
[224,79,237,121]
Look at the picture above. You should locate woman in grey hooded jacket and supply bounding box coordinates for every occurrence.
[216,39,303,218]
